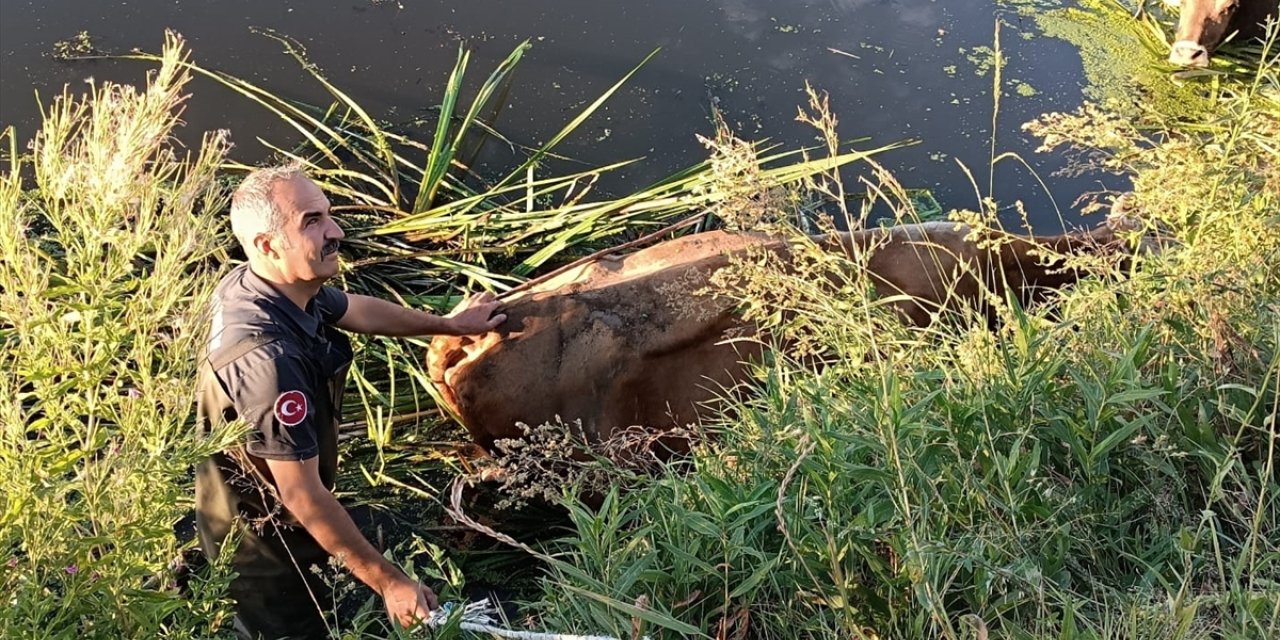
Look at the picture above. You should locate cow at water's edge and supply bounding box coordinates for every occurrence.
[428,220,1137,452]
[1165,0,1278,67]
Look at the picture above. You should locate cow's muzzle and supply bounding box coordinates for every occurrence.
[1169,40,1210,67]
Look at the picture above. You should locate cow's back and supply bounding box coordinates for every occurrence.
[428,231,783,448]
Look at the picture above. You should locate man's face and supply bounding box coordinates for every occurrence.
[262,176,344,284]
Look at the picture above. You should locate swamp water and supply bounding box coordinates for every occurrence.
[2,0,1141,230]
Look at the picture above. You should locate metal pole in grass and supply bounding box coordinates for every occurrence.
[420,599,647,640]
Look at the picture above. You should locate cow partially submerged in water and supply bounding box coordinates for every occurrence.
[1165,0,1277,67]
[428,221,1131,451]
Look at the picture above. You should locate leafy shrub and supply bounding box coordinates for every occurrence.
[0,33,242,639]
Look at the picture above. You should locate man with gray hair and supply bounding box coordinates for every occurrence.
[195,166,505,638]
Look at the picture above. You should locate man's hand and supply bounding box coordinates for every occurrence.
[381,574,439,629]
[266,457,440,629]
[447,292,506,336]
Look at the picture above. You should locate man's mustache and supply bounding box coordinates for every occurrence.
[322,239,340,256]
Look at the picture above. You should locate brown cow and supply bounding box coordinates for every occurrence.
[1166,0,1278,67]
[428,221,1129,451]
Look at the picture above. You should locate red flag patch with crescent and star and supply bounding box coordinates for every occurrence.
[274,390,308,426]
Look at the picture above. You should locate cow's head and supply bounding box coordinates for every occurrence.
[1167,0,1241,67]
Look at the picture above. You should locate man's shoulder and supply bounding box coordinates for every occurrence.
[213,262,253,294]
[206,336,321,400]
[208,328,309,367]
[208,265,285,351]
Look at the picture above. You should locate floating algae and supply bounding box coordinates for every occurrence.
[1033,0,1215,120]
[961,45,1004,77]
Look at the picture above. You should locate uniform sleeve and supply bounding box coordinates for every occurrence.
[314,286,348,325]
[222,353,322,461]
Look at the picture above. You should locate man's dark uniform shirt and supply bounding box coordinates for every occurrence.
[195,263,353,639]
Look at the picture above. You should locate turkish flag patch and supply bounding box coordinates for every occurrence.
[274,390,309,426]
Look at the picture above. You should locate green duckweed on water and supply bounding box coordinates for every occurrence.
[1033,0,1215,120]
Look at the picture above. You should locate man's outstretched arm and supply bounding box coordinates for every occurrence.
[336,292,505,337]
[265,456,438,628]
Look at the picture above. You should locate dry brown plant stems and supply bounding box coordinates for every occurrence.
[446,476,556,563]
[774,436,823,597]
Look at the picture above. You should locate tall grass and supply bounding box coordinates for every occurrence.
[0,28,907,638]
[521,26,1280,640]
[0,33,243,638]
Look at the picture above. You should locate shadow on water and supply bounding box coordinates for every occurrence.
[2,0,1122,230]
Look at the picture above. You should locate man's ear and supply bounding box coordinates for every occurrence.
[253,232,283,259]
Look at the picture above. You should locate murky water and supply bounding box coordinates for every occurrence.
[0,0,1125,231]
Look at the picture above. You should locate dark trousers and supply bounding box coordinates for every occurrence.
[198,504,389,639]
[227,547,334,640]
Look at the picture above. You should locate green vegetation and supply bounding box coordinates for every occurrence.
[1,27,897,639]
[520,31,1279,640]
[1032,0,1273,122]
[111,29,896,458]
[51,30,98,60]
[0,35,242,638]
[3,6,1278,640]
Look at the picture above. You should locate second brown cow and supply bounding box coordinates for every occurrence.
[1166,0,1278,67]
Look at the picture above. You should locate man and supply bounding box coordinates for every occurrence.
[194,166,506,639]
